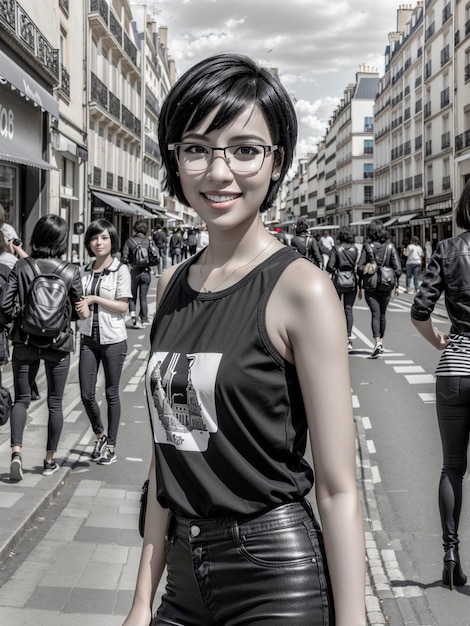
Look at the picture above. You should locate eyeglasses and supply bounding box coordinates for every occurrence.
[167,143,278,174]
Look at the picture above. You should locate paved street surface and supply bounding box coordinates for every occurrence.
[0,274,465,625]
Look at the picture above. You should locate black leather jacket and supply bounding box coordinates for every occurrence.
[0,257,83,352]
[357,241,402,289]
[411,232,470,337]
[326,244,358,273]
[290,235,322,267]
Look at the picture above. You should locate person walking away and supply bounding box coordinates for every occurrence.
[0,215,86,481]
[181,229,189,260]
[75,219,131,466]
[404,236,424,293]
[169,227,183,265]
[410,179,470,590]
[152,226,168,275]
[326,226,358,351]
[424,239,433,268]
[123,53,365,626]
[196,224,209,252]
[320,229,335,269]
[122,220,152,328]
[187,228,197,255]
[357,219,401,358]
[290,218,322,267]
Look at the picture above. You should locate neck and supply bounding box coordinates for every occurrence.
[93,255,113,272]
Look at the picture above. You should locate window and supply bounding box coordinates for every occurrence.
[364,186,373,204]
[364,164,374,179]
[364,140,373,154]
[364,117,373,132]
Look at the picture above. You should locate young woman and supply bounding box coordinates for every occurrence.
[404,235,424,293]
[357,219,402,358]
[122,219,153,328]
[124,54,365,626]
[411,179,470,590]
[326,226,359,351]
[0,214,86,480]
[290,217,322,267]
[75,219,131,466]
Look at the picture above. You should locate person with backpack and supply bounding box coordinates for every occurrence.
[325,226,359,352]
[122,220,154,328]
[187,228,198,255]
[0,215,86,481]
[152,226,168,274]
[290,218,322,267]
[75,219,131,466]
[357,219,402,358]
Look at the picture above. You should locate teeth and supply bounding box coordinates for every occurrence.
[205,193,238,203]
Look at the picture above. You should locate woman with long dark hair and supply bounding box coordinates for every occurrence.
[357,219,401,358]
[0,214,85,480]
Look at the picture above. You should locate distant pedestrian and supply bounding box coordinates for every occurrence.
[357,219,401,358]
[424,239,433,268]
[0,215,86,481]
[187,228,198,255]
[273,227,288,244]
[326,226,359,351]
[169,227,183,265]
[122,220,152,328]
[196,224,209,251]
[404,236,424,293]
[320,229,335,269]
[410,178,470,590]
[152,226,168,274]
[290,218,322,267]
[75,219,131,466]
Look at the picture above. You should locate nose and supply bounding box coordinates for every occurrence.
[207,149,233,181]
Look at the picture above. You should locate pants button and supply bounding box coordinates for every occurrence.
[190,525,201,537]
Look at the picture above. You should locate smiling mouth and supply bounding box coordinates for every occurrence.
[203,193,242,203]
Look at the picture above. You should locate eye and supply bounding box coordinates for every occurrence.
[182,144,210,155]
[233,145,262,156]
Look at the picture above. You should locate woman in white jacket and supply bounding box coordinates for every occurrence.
[75,219,132,465]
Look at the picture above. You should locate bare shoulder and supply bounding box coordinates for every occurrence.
[156,264,180,305]
[275,257,337,307]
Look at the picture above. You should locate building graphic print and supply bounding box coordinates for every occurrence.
[146,351,222,452]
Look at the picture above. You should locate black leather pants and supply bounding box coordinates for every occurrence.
[153,500,334,625]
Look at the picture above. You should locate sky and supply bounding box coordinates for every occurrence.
[137,0,404,158]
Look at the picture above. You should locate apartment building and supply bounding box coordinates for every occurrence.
[0,0,60,243]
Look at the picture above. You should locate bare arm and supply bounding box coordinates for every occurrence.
[85,294,128,313]
[123,449,168,626]
[411,316,449,350]
[269,261,366,626]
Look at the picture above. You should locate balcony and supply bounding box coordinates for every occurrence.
[442,175,451,191]
[440,87,450,108]
[425,139,432,156]
[424,102,432,119]
[441,44,450,67]
[108,91,120,119]
[90,72,108,109]
[425,22,435,42]
[441,131,451,149]
[60,64,70,98]
[442,2,452,23]
[0,0,59,84]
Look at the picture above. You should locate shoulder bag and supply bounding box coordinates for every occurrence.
[377,244,396,292]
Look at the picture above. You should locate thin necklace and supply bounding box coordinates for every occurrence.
[200,238,275,293]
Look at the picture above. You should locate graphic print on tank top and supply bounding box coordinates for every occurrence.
[146,351,222,452]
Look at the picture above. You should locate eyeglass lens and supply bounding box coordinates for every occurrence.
[176,144,268,173]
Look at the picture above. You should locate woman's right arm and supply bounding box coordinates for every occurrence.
[123,449,168,626]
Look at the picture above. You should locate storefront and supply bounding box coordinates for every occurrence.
[0,49,58,242]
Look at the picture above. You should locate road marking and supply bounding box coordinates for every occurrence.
[125,457,144,462]
[418,392,436,403]
[371,465,381,483]
[393,365,425,374]
[352,395,360,408]
[362,417,372,429]
[367,440,376,454]
[384,359,414,365]
[404,374,435,384]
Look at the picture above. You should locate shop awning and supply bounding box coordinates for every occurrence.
[0,135,58,170]
[383,217,397,227]
[129,202,153,218]
[308,224,340,231]
[0,49,59,117]
[435,212,453,223]
[397,213,418,224]
[144,201,166,217]
[350,218,373,226]
[163,211,183,222]
[92,191,136,215]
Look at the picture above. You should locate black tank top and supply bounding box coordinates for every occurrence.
[146,247,314,518]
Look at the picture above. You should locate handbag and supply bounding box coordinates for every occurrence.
[377,244,395,292]
[0,369,12,427]
[332,246,357,293]
[139,479,149,538]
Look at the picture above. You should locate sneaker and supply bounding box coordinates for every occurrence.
[371,343,384,359]
[133,320,144,329]
[43,459,59,476]
[347,339,353,352]
[90,434,107,461]
[10,452,23,482]
[98,448,117,465]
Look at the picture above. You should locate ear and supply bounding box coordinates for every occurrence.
[271,147,284,181]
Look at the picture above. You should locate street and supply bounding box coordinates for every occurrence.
[0,277,469,625]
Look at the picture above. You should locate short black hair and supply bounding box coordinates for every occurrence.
[295,218,309,235]
[30,214,68,258]
[456,179,470,230]
[84,219,119,256]
[158,53,298,212]
[366,219,390,244]
[133,219,148,235]
[338,226,354,244]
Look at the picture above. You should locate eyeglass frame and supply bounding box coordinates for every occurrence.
[167,142,279,174]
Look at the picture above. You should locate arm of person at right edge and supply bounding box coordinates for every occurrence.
[122,264,180,626]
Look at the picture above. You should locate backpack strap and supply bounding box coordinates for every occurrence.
[338,245,356,268]
[24,256,41,277]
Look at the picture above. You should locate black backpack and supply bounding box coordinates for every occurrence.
[20,257,70,348]
[131,238,150,268]
[147,239,160,265]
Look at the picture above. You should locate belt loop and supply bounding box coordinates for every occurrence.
[165,510,176,543]
[300,498,313,517]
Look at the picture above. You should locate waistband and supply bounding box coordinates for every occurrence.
[168,499,318,543]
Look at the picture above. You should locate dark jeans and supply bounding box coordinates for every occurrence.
[338,289,357,337]
[130,268,151,322]
[170,247,182,265]
[153,500,334,625]
[405,263,420,291]
[79,335,127,447]
[365,290,392,339]
[436,376,470,550]
[157,247,167,274]
[10,348,70,451]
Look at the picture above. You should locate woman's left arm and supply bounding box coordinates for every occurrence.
[284,265,366,626]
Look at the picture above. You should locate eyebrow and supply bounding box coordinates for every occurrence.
[181,133,270,144]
